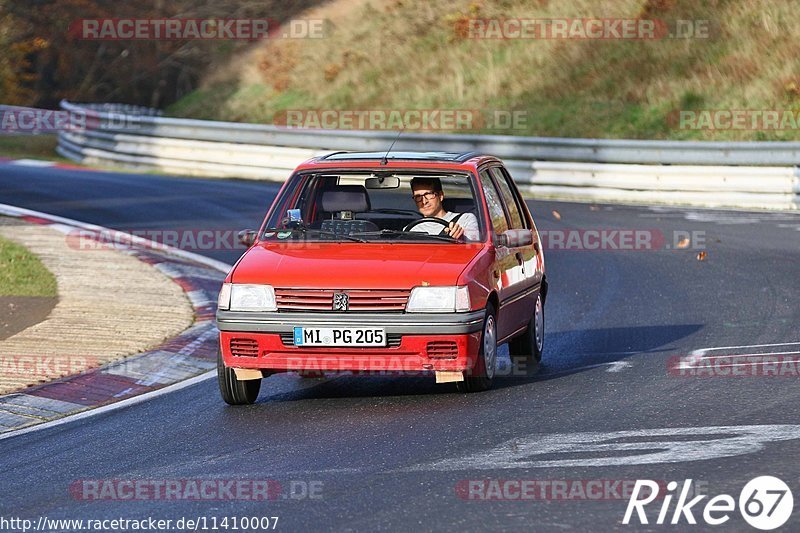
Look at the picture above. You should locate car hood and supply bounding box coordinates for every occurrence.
[231,242,484,288]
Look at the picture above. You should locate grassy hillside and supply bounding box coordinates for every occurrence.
[168,0,800,140]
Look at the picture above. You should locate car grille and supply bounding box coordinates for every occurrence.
[230,338,259,357]
[280,333,402,348]
[426,341,458,358]
[274,289,410,312]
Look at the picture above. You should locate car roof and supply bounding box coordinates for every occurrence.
[296,151,501,171]
[319,151,481,162]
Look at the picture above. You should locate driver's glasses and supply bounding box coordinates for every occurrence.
[412,191,438,204]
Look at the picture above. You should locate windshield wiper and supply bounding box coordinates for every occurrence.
[261,226,367,243]
[351,229,461,243]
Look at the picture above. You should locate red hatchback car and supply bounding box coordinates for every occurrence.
[216,151,547,404]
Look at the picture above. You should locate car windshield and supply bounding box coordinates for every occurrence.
[261,171,485,243]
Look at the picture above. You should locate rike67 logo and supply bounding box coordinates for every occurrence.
[623,476,793,530]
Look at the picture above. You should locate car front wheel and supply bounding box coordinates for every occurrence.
[217,349,261,405]
[457,302,497,393]
[509,292,545,368]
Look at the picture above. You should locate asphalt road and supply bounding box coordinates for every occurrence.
[2,163,800,532]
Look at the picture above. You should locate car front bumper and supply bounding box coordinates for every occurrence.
[216,310,485,373]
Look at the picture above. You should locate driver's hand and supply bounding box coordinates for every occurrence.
[444,222,465,240]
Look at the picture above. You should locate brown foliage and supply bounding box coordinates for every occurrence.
[1,0,323,108]
[639,0,677,18]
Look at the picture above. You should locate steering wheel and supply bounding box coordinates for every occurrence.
[403,217,450,232]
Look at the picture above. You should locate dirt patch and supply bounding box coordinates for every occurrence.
[0,295,58,340]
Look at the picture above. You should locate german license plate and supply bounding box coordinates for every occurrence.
[293,327,386,347]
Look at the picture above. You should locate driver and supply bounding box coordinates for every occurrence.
[409,177,479,240]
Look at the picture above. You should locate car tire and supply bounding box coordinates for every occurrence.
[217,349,261,405]
[508,292,545,368]
[457,302,497,393]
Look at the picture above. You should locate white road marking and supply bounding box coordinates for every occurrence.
[11,159,56,167]
[676,350,800,369]
[692,350,800,360]
[674,342,800,370]
[644,206,800,223]
[540,360,634,378]
[0,371,214,442]
[683,212,760,224]
[405,425,800,470]
[605,361,633,372]
[692,342,800,356]
[695,361,794,369]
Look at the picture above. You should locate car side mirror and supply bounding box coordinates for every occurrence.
[238,230,257,247]
[497,229,533,248]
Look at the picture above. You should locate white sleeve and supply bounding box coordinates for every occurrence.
[458,213,480,241]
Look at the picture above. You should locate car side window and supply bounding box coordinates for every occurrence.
[479,170,509,234]
[489,167,527,229]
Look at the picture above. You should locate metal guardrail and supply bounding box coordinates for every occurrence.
[68,102,163,117]
[56,100,800,209]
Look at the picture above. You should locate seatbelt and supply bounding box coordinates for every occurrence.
[437,213,464,236]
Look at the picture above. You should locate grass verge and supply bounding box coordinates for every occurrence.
[0,134,70,162]
[0,233,58,297]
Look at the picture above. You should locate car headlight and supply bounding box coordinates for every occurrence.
[218,283,277,312]
[406,286,471,313]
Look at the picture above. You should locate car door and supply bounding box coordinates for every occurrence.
[489,165,542,289]
[477,167,530,341]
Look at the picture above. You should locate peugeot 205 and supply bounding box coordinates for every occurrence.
[215,151,547,404]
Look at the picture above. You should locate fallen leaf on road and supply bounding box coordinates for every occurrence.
[552,210,561,220]
[677,238,691,249]
[696,251,707,261]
